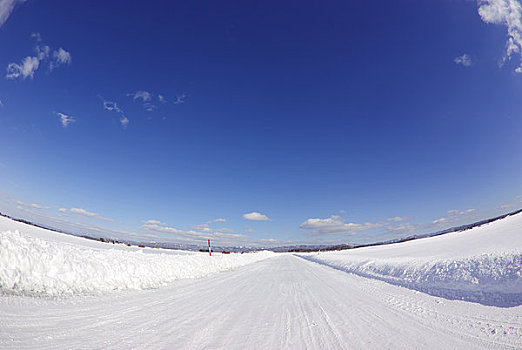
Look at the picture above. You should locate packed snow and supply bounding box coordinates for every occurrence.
[0,216,274,296]
[1,214,521,349]
[300,212,522,307]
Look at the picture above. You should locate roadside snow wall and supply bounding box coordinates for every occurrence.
[299,213,522,307]
[0,229,274,296]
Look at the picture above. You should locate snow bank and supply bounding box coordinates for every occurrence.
[300,213,522,307]
[0,228,274,296]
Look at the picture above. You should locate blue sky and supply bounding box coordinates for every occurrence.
[0,0,521,247]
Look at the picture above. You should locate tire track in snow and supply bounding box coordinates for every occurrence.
[1,255,521,349]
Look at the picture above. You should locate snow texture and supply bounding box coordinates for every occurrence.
[0,215,521,349]
[300,213,522,307]
[0,217,274,296]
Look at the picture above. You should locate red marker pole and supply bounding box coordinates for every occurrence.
[208,238,212,256]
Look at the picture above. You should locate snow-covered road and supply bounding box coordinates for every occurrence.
[1,254,520,349]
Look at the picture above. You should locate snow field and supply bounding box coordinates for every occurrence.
[0,228,274,296]
[300,213,522,307]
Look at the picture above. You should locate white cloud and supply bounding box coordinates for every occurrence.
[454,54,472,66]
[50,48,71,71]
[299,215,381,235]
[127,91,158,112]
[143,102,157,112]
[243,211,270,221]
[102,99,122,113]
[192,218,230,232]
[431,208,476,225]
[143,219,166,225]
[128,91,152,102]
[5,36,70,80]
[100,96,129,129]
[192,223,212,232]
[0,0,26,29]
[173,93,186,104]
[59,207,113,222]
[142,220,246,242]
[158,94,166,103]
[385,222,416,235]
[31,32,41,42]
[0,99,4,108]
[432,217,447,224]
[216,227,235,233]
[387,216,408,222]
[244,228,255,233]
[477,0,522,72]
[120,116,129,128]
[6,56,39,79]
[16,200,48,209]
[142,222,185,235]
[54,111,75,128]
[36,45,50,60]
[451,208,476,215]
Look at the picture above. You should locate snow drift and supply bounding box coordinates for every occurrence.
[0,218,274,296]
[300,212,522,307]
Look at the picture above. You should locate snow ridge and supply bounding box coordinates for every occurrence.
[299,252,522,307]
[0,229,274,296]
[298,212,522,307]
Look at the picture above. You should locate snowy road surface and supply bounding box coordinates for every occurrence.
[1,254,521,349]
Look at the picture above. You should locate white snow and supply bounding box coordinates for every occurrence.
[0,213,521,349]
[300,213,522,307]
[0,216,274,296]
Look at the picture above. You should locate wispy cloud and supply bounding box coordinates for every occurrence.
[477,0,522,72]
[99,96,129,128]
[126,91,186,114]
[127,91,161,112]
[6,56,40,79]
[142,221,185,235]
[50,48,72,71]
[58,207,113,222]
[0,0,26,29]
[5,34,71,80]
[36,45,50,60]
[299,213,416,237]
[454,53,472,66]
[31,32,42,42]
[143,103,157,112]
[384,222,416,235]
[191,218,229,233]
[243,212,270,221]
[300,215,381,235]
[141,220,246,243]
[191,223,212,232]
[387,216,408,222]
[142,219,166,225]
[173,93,186,104]
[431,208,476,225]
[120,116,129,128]
[54,111,75,127]
[16,200,49,209]
[128,91,152,102]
